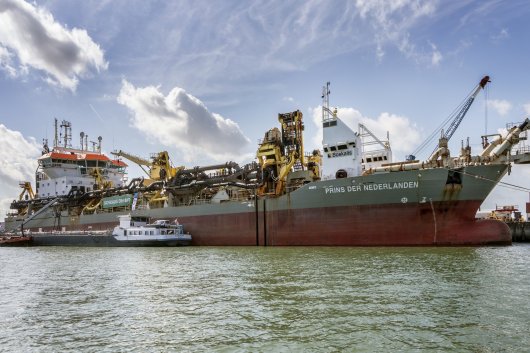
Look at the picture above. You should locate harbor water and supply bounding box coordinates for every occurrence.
[1,245,529,352]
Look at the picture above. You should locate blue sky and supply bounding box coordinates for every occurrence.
[1,0,530,217]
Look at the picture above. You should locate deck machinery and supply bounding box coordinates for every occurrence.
[256,110,321,196]
[7,111,319,230]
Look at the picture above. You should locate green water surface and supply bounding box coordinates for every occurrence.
[1,245,529,352]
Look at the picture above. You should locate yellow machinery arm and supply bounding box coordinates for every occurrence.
[111,150,151,177]
[111,149,183,181]
[275,151,298,195]
[150,151,183,181]
[18,181,35,201]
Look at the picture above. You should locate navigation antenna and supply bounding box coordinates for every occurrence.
[53,118,58,147]
[59,120,72,148]
[321,82,336,123]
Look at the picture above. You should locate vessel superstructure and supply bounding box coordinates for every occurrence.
[24,119,127,201]
[4,79,529,246]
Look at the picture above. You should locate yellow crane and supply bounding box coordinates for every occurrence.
[111,150,183,183]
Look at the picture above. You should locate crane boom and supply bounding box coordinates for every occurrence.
[111,150,152,166]
[408,75,491,161]
[111,149,181,181]
[111,150,151,176]
[443,75,490,141]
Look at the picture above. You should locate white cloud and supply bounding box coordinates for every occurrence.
[430,42,442,66]
[375,42,385,62]
[0,45,17,77]
[0,124,41,218]
[0,0,108,91]
[140,0,440,93]
[491,28,509,42]
[117,80,251,162]
[523,103,530,115]
[310,106,421,161]
[355,0,438,63]
[488,99,512,116]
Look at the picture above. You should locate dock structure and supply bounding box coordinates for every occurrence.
[507,222,530,242]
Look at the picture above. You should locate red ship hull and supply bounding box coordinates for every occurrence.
[179,200,511,246]
[14,200,510,246]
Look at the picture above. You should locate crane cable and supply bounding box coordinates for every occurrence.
[411,86,478,159]
[484,84,489,136]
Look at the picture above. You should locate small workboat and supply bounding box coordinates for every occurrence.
[111,215,192,246]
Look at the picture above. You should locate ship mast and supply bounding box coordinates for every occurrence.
[321,81,336,123]
[53,118,58,148]
[60,120,72,148]
[53,118,75,149]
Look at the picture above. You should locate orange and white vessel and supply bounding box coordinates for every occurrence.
[35,119,127,199]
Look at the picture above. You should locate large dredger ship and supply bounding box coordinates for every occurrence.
[4,79,529,245]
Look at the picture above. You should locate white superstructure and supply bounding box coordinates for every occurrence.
[320,82,393,180]
[35,119,127,198]
[320,82,362,180]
